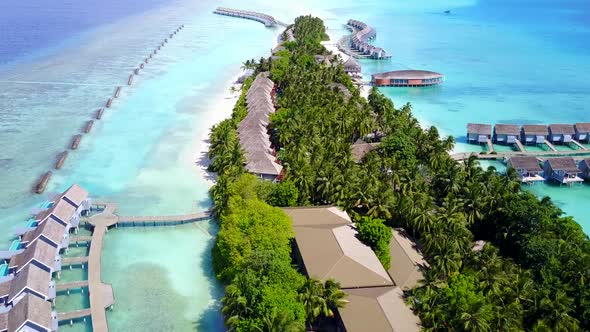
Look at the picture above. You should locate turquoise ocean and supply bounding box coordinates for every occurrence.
[0,0,588,330]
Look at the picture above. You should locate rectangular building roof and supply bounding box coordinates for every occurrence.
[60,184,88,208]
[508,156,542,172]
[8,264,52,303]
[339,287,420,332]
[467,123,491,135]
[284,207,393,289]
[388,229,427,290]
[494,124,520,135]
[46,200,76,225]
[9,240,58,273]
[546,157,580,173]
[549,124,575,135]
[351,141,380,163]
[8,294,53,332]
[0,277,11,299]
[575,123,590,133]
[522,124,548,135]
[22,219,66,248]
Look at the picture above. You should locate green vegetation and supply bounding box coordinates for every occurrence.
[209,14,590,331]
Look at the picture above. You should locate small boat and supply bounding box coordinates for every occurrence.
[444,10,451,14]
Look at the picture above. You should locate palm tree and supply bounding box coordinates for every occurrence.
[298,278,326,329]
[256,308,304,332]
[460,302,493,331]
[222,284,251,329]
[322,279,348,317]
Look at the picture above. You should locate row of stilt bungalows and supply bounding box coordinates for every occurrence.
[467,123,590,145]
[0,185,91,332]
[346,19,391,59]
[507,156,590,185]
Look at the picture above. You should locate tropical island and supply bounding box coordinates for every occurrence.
[208,15,590,332]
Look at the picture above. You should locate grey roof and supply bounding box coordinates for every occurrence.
[0,278,10,298]
[546,157,580,173]
[351,141,380,162]
[467,123,491,135]
[22,220,66,247]
[581,158,590,168]
[0,312,6,332]
[388,229,427,290]
[8,294,53,332]
[575,123,590,133]
[284,207,394,289]
[549,124,575,135]
[9,240,59,273]
[522,124,548,135]
[494,124,520,135]
[339,287,421,332]
[343,57,361,72]
[508,156,542,172]
[9,264,52,303]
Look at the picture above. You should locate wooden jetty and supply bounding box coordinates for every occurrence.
[62,256,89,266]
[71,134,82,149]
[452,149,590,162]
[96,108,105,120]
[34,171,52,194]
[213,7,279,27]
[55,151,68,170]
[58,309,91,322]
[84,120,94,134]
[56,280,89,292]
[343,19,391,60]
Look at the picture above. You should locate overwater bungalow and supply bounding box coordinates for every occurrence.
[347,19,391,59]
[0,264,55,305]
[466,123,491,144]
[388,229,428,290]
[351,140,380,163]
[548,124,575,144]
[372,70,443,87]
[20,220,68,251]
[0,294,57,332]
[543,157,584,185]
[574,123,590,142]
[579,158,590,180]
[521,125,548,144]
[493,124,520,144]
[343,57,361,75]
[35,200,79,231]
[507,156,544,183]
[8,240,61,276]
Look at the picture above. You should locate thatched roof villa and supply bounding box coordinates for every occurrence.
[351,140,380,163]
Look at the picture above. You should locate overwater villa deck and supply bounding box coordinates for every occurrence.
[507,156,545,183]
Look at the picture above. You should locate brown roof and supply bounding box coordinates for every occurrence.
[284,207,394,288]
[22,220,66,247]
[351,141,380,162]
[0,312,6,332]
[9,240,58,273]
[9,264,51,303]
[372,70,442,80]
[549,124,575,135]
[0,278,11,298]
[388,229,427,290]
[522,124,548,135]
[8,294,53,332]
[467,123,491,135]
[508,156,542,172]
[343,57,361,72]
[60,184,88,207]
[546,157,580,173]
[46,200,76,225]
[339,287,421,332]
[575,123,590,133]
[494,124,520,135]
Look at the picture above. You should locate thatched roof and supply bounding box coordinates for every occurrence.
[575,123,590,133]
[549,124,575,135]
[245,156,283,176]
[328,83,352,101]
[343,57,361,73]
[351,141,380,162]
[9,239,59,274]
[8,294,53,332]
[494,124,520,135]
[508,156,542,172]
[467,123,491,135]
[283,207,394,288]
[522,124,548,135]
[546,157,580,173]
[8,264,52,303]
[339,287,421,332]
[388,229,427,290]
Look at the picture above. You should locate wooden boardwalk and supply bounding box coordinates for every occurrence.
[71,235,92,243]
[214,7,278,27]
[452,148,590,161]
[56,280,89,292]
[62,256,89,266]
[118,211,212,224]
[58,309,92,322]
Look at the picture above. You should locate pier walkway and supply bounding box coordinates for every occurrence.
[515,139,526,152]
[486,139,494,153]
[58,309,91,322]
[56,281,89,292]
[572,140,588,150]
[214,7,284,27]
[544,141,558,152]
[451,149,590,162]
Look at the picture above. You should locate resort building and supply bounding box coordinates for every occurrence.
[372,70,443,87]
[8,240,61,276]
[466,123,491,144]
[579,159,590,180]
[574,123,590,142]
[548,124,575,144]
[388,229,428,290]
[0,294,57,332]
[20,219,69,251]
[328,83,352,101]
[543,157,584,185]
[283,206,420,332]
[343,57,361,75]
[521,125,548,144]
[507,156,544,183]
[238,72,283,181]
[351,140,380,163]
[0,264,55,305]
[493,124,520,144]
[346,19,390,59]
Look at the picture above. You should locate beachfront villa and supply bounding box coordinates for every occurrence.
[372,70,443,87]
[543,157,584,185]
[521,125,548,145]
[0,294,58,332]
[493,124,520,144]
[507,156,544,183]
[351,140,380,163]
[574,123,590,142]
[548,124,575,144]
[238,72,283,181]
[283,206,421,332]
[466,123,491,144]
[343,57,361,76]
[579,159,590,180]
